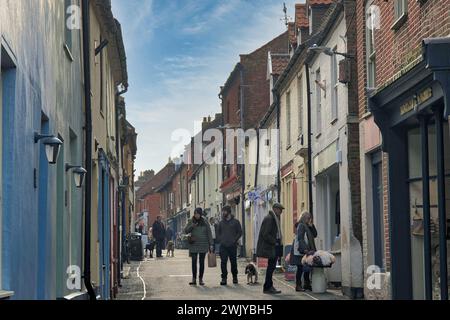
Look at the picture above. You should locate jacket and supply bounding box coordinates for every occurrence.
[290,223,317,266]
[256,211,280,259]
[152,221,166,241]
[184,217,213,254]
[217,216,242,247]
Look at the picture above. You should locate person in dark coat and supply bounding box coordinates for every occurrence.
[256,203,285,294]
[217,206,243,286]
[152,216,166,258]
[184,208,213,286]
[291,211,317,292]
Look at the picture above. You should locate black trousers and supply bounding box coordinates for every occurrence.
[220,245,238,279]
[191,252,206,279]
[264,257,278,291]
[156,239,164,257]
[296,264,311,286]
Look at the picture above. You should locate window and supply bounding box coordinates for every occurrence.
[0,64,3,292]
[297,75,304,138]
[366,2,377,90]
[286,91,292,147]
[315,69,322,136]
[392,0,408,30]
[331,49,338,122]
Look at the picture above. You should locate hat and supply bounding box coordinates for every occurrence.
[273,203,285,210]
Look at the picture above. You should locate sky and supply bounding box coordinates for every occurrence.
[111,0,300,177]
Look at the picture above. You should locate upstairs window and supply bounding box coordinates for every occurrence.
[392,0,408,30]
[331,49,338,122]
[315,68,322,136]
[366,1,377,90]
[297,75,304,138]
[286,91,292,148]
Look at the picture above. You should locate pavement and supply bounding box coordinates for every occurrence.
[117,249,347,301]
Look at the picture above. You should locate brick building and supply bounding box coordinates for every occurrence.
[135,161,175,229]
[357,0,450,300]
[219,31,289,255]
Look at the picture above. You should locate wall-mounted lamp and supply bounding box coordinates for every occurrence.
[35,132,63,164]
[66,164,87,188]
[308,44,355,59]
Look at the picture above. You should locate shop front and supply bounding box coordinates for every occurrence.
[370,38,450,300]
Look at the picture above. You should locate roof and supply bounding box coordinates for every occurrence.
[295,4,309,28]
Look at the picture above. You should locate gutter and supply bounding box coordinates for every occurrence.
[82,0,97,301]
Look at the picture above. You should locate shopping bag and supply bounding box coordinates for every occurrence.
[208,252,217,268]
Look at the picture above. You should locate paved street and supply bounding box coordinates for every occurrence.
[118,250,347,301]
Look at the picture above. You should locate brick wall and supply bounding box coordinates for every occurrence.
[241,32,289,129]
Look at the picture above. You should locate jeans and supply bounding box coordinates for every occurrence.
[296,264,311,287]
[264,257,278,291]
[191,252,206,279]
[220,245,238,279]
[156,239,164,257]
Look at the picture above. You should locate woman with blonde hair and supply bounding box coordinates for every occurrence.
[290,211,317,292]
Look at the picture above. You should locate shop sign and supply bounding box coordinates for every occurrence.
[400,87,433,116]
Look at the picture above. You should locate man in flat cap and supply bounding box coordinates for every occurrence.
[256,203,285,294]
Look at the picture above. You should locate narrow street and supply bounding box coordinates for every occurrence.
[118,250,346,301]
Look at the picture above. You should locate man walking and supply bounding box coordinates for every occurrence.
[152,216,166,258]
[217,206,242,286]
[256,203,285,294]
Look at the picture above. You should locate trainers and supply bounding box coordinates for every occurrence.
[220,279,227,286]
[199,279,205,286]
[189,278,197,286]
[233,277,239,284]
[263,287,281,295]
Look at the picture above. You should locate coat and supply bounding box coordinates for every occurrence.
[152,221,166,241]
[217,216,242,247]
[256,211,280,259]
[290,223,317,266]
[184,217,213,254]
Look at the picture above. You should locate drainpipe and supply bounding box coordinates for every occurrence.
[305,63,313,216]
[274,91,281,203]
[239,66,246,257]
[116,86,128,288]
[82,0,96,301]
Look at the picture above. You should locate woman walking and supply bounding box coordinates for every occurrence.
[291,211,317,292]
[184,208,213,286]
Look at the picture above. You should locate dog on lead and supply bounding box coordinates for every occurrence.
[166,240,175,257]
[245,263,258,285]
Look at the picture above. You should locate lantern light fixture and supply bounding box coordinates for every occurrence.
[34,132,63,165]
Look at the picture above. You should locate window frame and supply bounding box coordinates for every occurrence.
[331,48,339,123]
[286,90,292,148]
[391,0,408,30]
[366,1,377,91]
[315,68,322,137]
[297,74,304,139]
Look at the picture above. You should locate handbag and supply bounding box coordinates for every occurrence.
[208,252,217,268]
[187,233,196,244]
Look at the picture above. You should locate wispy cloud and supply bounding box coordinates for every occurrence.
[112,0,300,174]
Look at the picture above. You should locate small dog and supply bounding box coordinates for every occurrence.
[245,263,258,285]
[166,240,175,257]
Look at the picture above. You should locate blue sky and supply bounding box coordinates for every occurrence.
[111,0,299,176]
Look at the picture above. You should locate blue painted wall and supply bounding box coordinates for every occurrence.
[1,0,84,299]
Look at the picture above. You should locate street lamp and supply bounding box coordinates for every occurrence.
[66,164,87,188]
[34,132,63,164]
[308,44,355,59]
